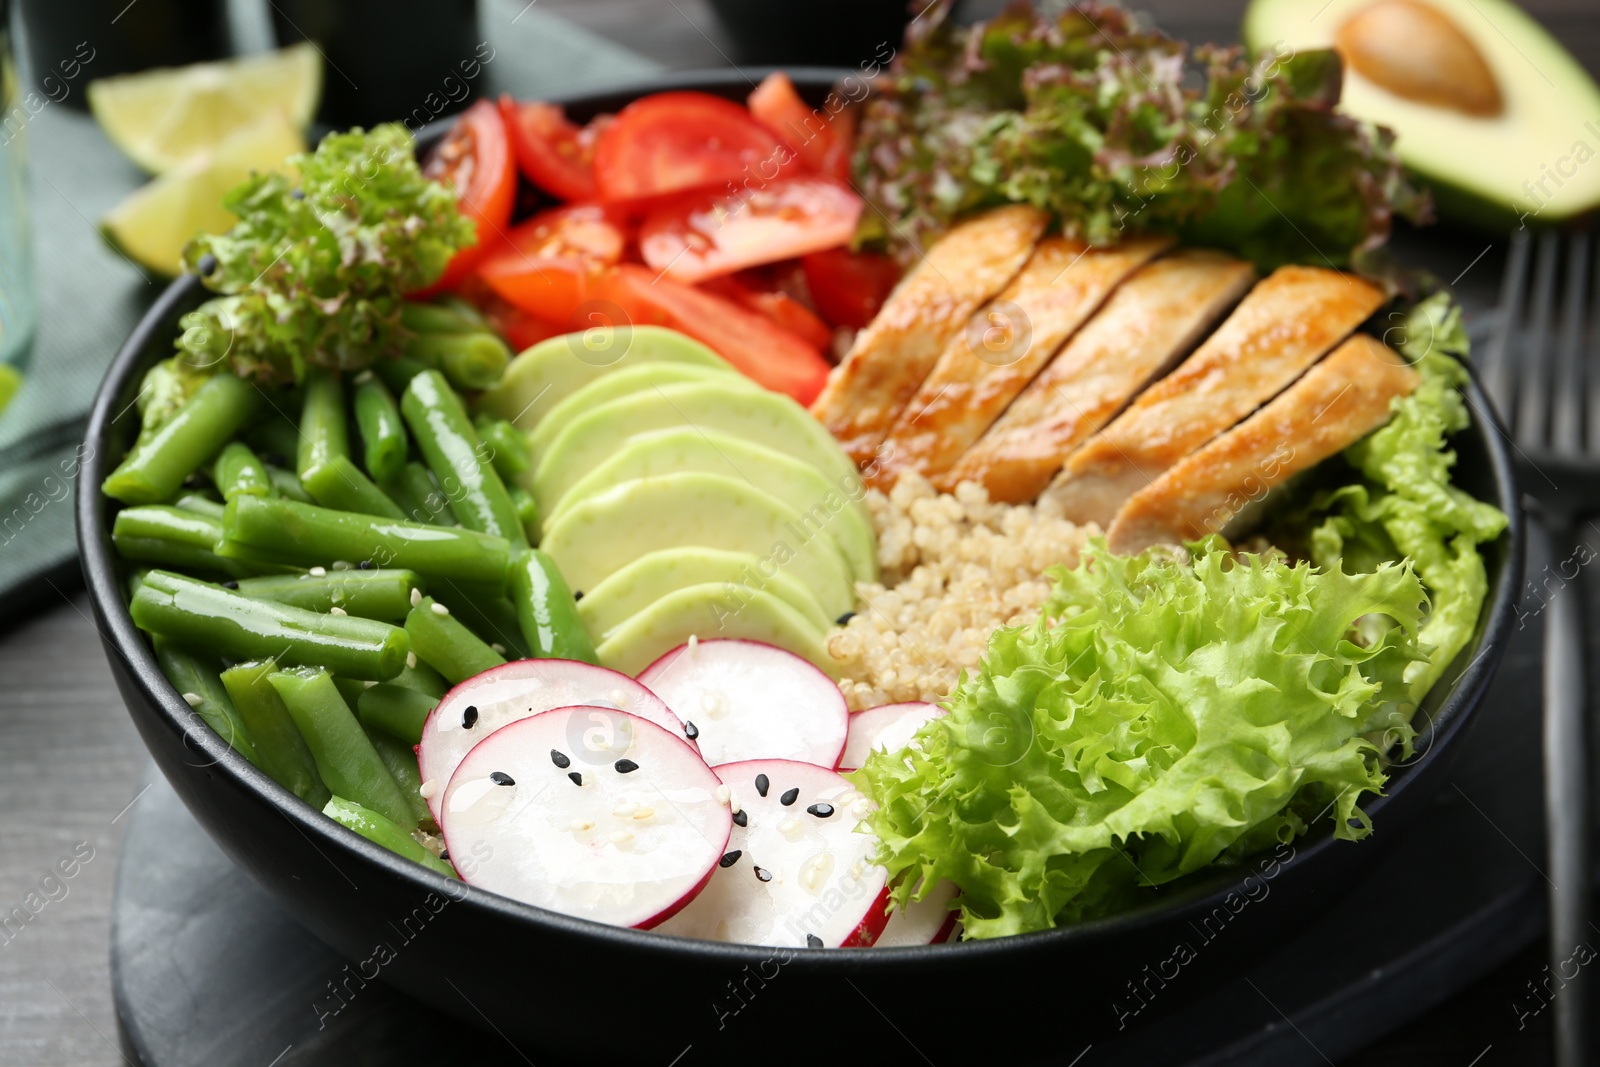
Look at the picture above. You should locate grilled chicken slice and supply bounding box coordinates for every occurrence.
[1042,266,1387,525]
[809,204,1049,467]
[941,249,1256,501]
[1105,334,1419,555]
[869,234,1173,489]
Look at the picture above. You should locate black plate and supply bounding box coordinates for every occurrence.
[77,71,1525,1065]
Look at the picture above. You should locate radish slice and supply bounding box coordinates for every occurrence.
[837,702,945,772]
[638,639,848,768]
[440,707,731,929]
[418,659,686,823]
[875,879,960,947]
[653,759,889,948]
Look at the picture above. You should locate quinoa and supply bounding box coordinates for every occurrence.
[827,473,1093,711]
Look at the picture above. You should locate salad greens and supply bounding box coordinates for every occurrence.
[853,0,1430,268]
[177,125,473,384]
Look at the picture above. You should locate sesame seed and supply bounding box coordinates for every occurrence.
[779,817,802,836]
[683,720,699,740]
[806,934,823,948]
[719,850,742,868]
[353,370,375,384]
[410,588,423,607]
[614,759,639,774]
[779,788,799,806]
[715,784,731,805]
[754,866,773,883]
[755,774,770,797]
[430,602,450,616]
[571,818,593,832]
[328,606,347,616]
[732,810,748,828]
[462,705,479,729]
[568,771,583,786]
[491,643,507,655]
[222,580,239,590]
[310,566,327,577]
[406,651,418,670]
[632,807,654,820]
[181,692,203,707]
[489,771,515,786]
[609,830,634,845]
[550,749,571,768]
[835,611,856,626]
[573,590,583,601]
[419,779,438,799]
[359,560,372,570]
[613,802,637,817]
[806,803,835,818]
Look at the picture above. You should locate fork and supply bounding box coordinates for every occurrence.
[1478,227,1598,1067]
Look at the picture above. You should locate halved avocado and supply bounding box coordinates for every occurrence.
[476,326,731,430]
[577,546,834,640]
[595,583,836,678]
[1244,0,1600,227]
[549,427,878,584]
[528,362,744,457]
[540,472,858,619]
[531,379,862,517]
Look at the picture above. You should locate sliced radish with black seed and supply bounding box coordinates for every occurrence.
[836,701,945,772]
[874,879,961,947]
[440,706,730,929]
[638,639,848,768]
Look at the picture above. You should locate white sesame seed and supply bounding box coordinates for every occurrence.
[608,830,633,845]
[331,560,353,571]
[430,602,450,616]
[571,819,594,832]
[181,692,203,707]
[608,688,628,708]
[328,606,347,616]
[632,807,655,820]
[686,634,699,651]
[406,651,418,670]
[491,643,507,655]
[309,566,327,577]
[410,587,423,607]
[353,370,375,384]
[612,802,637,818]
[715,785,731,806]
[419,779,439,799]
[363,679,378,688]
[779,817,803,838]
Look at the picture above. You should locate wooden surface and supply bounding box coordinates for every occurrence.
[0,1,1594,1065]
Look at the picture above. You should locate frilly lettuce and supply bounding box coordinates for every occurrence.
[855,540,1427,938]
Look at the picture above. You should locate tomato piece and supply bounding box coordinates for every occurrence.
[476,204,627,324]
[747,72,835,175]
[703,274,834,353]
[601,264,830,404]
[499,95,610,202]
[819,102,856,184]
[592,91,792,204]
[802,248,902,330]
[457,278,564,352]
[417,99,517,295]
[638,176,862,284]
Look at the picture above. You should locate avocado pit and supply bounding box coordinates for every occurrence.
[1334,0,1503,117]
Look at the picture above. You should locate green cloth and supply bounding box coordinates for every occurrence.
[1,0,656,615]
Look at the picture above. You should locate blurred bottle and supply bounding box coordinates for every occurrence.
[17,0,231,108]
[0,0,34,372]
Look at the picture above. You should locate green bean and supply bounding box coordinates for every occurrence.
[474,414,531,482]
[401,300,480,335]
[404,596,505,684]
[382,462,459,526]
[242,414,301,467]
[393,656,448,698]
[508,485,540,543]
[358,683,437,746]
[268,668,413,827]
[265,465,314,503]
[364,725,432,829]
[212,441,275,501]
[435,294,491,331]
[113,505,252,578]
[220,660,329,806]
[431,580,529,659]
[510,549,598,663]
[353,374,407,483]
[152,638,260,765]
[132,570,409,680]
[104,373,263,504]
[322,796,455,878]
[371,355,431,394]
[297,369,404,519]
[402,370,525,548]
[234,569,423,621]
[405,332,510,392]
[305,452,407,520]
[172,492,226,518]
[332,676,367,707]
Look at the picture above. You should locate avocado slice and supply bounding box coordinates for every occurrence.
[540,472,858,619]
[528,361,744,458]
[531,380,862,517]
[577,546,834,640]
[1244,0,1600,227]
[594,583,836,678]
[549,427,878,584]
[476,326,731,430]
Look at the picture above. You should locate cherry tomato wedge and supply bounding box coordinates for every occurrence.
[600,264,831,404]
[802,248,902,330]
[476,204,627,325]
[747,72,842,177]
[639,176,862,284]
[592,91,792,204]
[703,274,833,353]
[417,99,516,295]
[499,95,610,202]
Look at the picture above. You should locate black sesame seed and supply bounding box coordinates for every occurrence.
[754,866,772,882]
[358,560,372,570]
[489,771,515,786]
[779,788,799,807]
[572,590,583,601]
[806,803,834,818]
[614,759,639,774]
[732,810,748,827]
[835,611,856,626]
[806,934,823,948]
[439,850,449,861]
[567,771,583,786]
[222,580,239,590]
[462,705,479,729]
[755,774,770,797]
[196,252,218,276]
[719,850,742,868]
[290,188,305,200]
[550,749,571,768]
[683,720,700,740]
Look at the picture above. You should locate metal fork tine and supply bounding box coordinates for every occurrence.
[1516,232,1562,449]
[1479,229,1530,429]
[1552,231,1589,455]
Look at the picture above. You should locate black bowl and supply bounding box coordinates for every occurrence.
[78,71,1524,1065]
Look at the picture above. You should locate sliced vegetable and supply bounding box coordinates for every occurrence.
[404,596,506,685]
[499,95,607,201]
[152,637,260,765]
[219,660,329,806]
[324,795,456,878]
[475,204,627,327]
[509,549,597,663]
[592,91,790,203]
[103,373,262,505]
[268,667,414,827]
[418,99,516,293]
[233,569,423,621]
[401,369,526,548]
[747,72,843,176]
[352,375,407,483]
[801,247,902,330]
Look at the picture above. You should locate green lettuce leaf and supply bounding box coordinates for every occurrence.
[855,539,1427,938]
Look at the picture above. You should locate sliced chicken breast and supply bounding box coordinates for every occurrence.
[941,249,1256,502]
[809,204,1049,468]
[869,234,1173,489]
[1105,333,1420,555]
[1042,265,1387,525]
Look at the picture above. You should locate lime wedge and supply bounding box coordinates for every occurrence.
[88,43,321,175]
[99,110,305,276]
